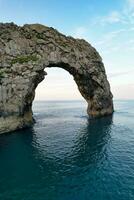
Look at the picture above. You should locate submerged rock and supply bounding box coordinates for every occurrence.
[0,22,113,134]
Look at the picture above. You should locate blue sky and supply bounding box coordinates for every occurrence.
[0,0,134,100]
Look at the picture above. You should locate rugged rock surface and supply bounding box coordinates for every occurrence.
[0,22,113,134]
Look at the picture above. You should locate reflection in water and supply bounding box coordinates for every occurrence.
[28,115,113,171]
[70,116,113,167]
[0,100,134,200]
[0,115,113,199]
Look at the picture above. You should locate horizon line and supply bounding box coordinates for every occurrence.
[34,99,134,101]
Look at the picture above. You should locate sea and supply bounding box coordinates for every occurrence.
[0,100,134,200]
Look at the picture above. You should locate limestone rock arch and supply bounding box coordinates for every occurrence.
[0,23,113,134]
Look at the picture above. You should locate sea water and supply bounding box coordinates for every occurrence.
[0,100,134,200]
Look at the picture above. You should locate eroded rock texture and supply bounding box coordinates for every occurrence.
[0,23,113,134]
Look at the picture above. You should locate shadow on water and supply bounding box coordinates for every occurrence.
[0,115,114,200]
[70,115,113,167]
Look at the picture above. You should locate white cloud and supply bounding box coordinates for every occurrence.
[94,29,126,47]
[121,0,134,24]
[93,0,134,26]
[99,11,123,25]
[127,0,134,10]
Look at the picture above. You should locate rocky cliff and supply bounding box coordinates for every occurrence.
[0,23,113,134]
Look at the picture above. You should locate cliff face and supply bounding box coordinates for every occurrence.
[0,23,113,134]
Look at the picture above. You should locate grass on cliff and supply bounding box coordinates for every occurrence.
[11,55,38,65]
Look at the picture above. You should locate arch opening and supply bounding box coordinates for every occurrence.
[35,67,85,101]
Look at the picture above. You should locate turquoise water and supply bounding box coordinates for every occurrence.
[0,100,134,200]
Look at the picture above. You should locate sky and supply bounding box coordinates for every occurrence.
[0,0,134,100]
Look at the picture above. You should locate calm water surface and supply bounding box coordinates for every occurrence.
[0,100,134,200]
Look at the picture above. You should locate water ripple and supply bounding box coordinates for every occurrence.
[0,100,134,200]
